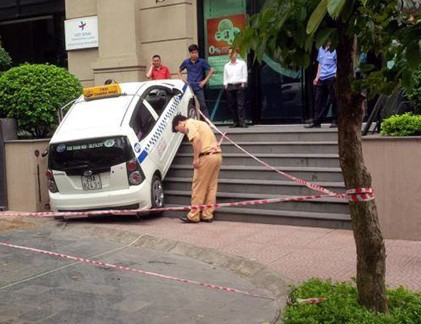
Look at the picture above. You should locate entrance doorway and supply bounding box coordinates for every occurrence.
[199,0,307,125]
[0,14,66,67]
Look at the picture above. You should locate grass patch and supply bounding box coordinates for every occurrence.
[282,279,421,323]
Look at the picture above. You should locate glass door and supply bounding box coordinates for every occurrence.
[202,0,248,124]
[259,55,305,123]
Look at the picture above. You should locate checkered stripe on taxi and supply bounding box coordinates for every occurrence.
[137,87,185,164]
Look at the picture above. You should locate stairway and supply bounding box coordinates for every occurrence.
[163,125,351,229]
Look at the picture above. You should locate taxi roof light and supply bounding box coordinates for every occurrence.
[83,83,122,101]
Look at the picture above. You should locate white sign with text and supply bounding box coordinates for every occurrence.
[65,16,99,50]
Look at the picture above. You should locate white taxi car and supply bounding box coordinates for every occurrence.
[46,80,197,214]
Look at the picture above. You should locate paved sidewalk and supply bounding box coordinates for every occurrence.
[86,216,421,292]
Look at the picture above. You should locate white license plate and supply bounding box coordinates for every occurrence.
[81,174,102,190]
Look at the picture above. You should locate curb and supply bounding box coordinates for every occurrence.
[75,224,291,297]
[61,222,290,321]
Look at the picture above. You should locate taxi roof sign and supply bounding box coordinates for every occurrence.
[83,84,122,101]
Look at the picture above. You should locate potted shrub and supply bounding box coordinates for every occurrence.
[0,63,82,212]
[0,63,82,138]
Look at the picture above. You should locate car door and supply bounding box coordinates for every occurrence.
[142,85,183,176]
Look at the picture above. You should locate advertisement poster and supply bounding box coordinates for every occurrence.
[206,14,246,87]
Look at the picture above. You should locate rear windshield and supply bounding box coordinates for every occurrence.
[48,136,134,175]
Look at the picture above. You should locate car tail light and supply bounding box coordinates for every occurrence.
[126,159,145,186]
[46,169,59,193]
[128,171,143,185]
[126,160,138,172]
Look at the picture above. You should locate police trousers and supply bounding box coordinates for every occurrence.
[188,153,222,221]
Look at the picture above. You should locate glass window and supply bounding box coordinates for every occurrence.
[48,136,133,175]
[130,102,157,141]
[144,87,173,116]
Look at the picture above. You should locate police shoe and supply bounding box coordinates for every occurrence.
[179,216,199,223]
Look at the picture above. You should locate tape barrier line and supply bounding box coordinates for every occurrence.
[0,241,275,300]
[0,194,331,218]
[346,187,375,202]
[0,235,147,291]
[198,110,345,199]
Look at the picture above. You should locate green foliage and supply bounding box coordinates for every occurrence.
[405,65,421,113]
[234,0,421,95]
[0,44,12,72]
[0,64,82,138]
[380,113,421,136]
[283,279,421,323]
[307,0,327,35]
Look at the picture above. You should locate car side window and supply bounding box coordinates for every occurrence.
[129,102,157,141]
[144,87,173,116]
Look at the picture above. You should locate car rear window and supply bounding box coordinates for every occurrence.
[48,136,134,175]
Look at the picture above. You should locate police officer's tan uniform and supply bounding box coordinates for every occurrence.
[185,119,222,222]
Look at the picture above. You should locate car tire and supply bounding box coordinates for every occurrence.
[188,97,199,120]
[150,174,164,214]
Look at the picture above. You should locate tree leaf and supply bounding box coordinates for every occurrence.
[406,41,421,68]
[307,0,328,35]
[327,0,346,19]
[316,28,335,49]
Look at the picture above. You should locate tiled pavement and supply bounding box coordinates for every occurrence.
[91,217,421,292]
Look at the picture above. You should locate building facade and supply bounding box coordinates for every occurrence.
[0,0,66,67]
[0,0,314,124]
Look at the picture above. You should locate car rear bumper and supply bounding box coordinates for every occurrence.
[49,181,151,211]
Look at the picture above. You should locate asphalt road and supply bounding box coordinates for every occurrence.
[0,217,279,324]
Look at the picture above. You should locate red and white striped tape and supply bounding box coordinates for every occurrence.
[0,114,376,219]
[346,188,375,202]
[0,241,274,300]
[0,193,331,218]
[198,110,345,199]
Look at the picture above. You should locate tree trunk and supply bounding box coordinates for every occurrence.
[336,29,389,313]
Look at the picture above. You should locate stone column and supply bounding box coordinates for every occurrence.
[92,0,145,84]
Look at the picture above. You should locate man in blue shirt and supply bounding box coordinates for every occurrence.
[305,41,337,128]
[178,44,214,119]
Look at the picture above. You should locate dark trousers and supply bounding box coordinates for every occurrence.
[193,88,210,119]
[313,76,337,125]
[225,85,245,125]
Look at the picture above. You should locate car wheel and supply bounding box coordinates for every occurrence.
[151,174,164,210]
[188,97,199,120]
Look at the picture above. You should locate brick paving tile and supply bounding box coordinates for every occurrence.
[92,217,421,291]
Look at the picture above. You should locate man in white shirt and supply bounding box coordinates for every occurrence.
[223,49,248,127]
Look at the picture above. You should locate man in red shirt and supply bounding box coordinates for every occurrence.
[146,54,171,80]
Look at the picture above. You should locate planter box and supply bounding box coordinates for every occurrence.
[0,119,18,209]
[363,135,421,241]
[4,139,50,212]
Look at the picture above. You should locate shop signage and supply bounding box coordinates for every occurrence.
[65,16,99,51]
[206,14,246,87]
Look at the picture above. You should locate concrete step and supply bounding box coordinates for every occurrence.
[173,153,341,168]
[178,141,339,154]
[164,190,349,214]
[212,125,339,142]
[162,206,351,229]
[167,165,344,182]
[165,125,349,228]
[165,177,345,197]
